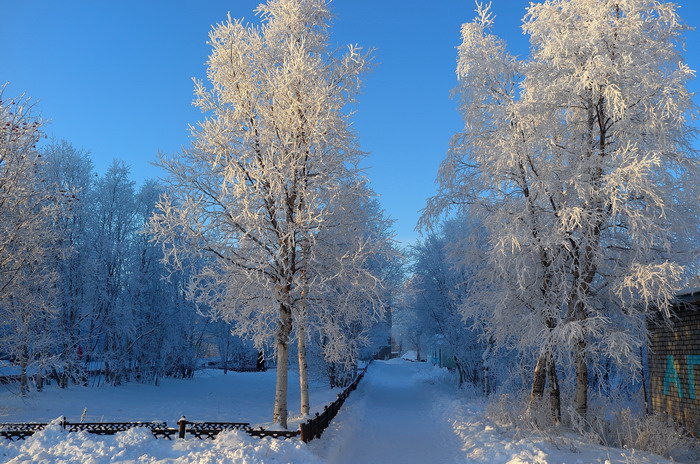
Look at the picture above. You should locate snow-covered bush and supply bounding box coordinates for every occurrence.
[486,392,557,437]
[614,411,696,460]
[487,391,699,462]
[568,402,698,462]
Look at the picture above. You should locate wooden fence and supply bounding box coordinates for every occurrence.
[0,363,370,443]
[0,420,174,440]
[298,365,367,442]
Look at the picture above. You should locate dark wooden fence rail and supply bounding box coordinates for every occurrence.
[298,363,369,442]
[0,423,48,441]
[0,362,371,443]
[0,419,177,441]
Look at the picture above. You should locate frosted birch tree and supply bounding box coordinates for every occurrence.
[150,0,371,428]
[424,0,699,419]
[89,161,138,385]
[0,88,61,394]
[305,191,396,387]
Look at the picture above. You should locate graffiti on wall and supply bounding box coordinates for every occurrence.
[663,354,700,399]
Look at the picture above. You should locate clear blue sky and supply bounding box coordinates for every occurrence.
[2,0,699,246]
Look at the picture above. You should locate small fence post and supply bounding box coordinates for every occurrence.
[60,416,67,431]
[299,422,309,442]
[177,416,187,439]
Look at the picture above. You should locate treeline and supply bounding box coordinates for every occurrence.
[0,87,398,401]
[0,110,241,393]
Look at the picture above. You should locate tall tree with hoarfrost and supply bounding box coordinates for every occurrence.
[150,0,372,428]
[306,192,397,387]
[40,140,94,387]
[423,0,699,419]
[0,88,61,395]
[410,214,488,387]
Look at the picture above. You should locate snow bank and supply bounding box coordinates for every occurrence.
[1,420,323,464]
[435,398,679,464]
[408,362,452,385]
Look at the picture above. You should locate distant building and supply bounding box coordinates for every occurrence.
[428,335,456,369]
[390,335,401,359]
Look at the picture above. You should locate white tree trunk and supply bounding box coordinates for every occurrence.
[273,303,293,429]
[20,359,28,396]
[297,240,310,417]
[297,322,309,417]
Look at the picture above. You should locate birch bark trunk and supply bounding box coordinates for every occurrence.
[273,301,293,428]
[297,322,309,416]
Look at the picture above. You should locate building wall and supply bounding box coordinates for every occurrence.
[649,298,700,435]
[428,342,456,369]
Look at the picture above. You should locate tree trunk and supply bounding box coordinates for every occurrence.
[256,351,265,371]
[223,336,229,375]
[483,365,491,395]
[640,346,649,415]
[530,352,547,402]
[273,303,292,429]
[20,359,28,396]
[297,322,309,417]
[297,240,310,416]
[546,353,561,423]
[574,337,588,419]
[328,361,337,388]
[530,349,560,423]
[454,357,467,387]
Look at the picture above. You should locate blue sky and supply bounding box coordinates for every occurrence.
[2,0,699,246]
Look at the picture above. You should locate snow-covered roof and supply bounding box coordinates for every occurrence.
[675,287,700,304]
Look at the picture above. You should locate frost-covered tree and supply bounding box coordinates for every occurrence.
[424,0,699,419]
[129,180,195,383]
[89,161,138,385]
[410,215,487,387]
[306,193,397,388]
[40,146,209,386]
[150,0,372,428]
[41,139,94,386]
[0,88,61,395]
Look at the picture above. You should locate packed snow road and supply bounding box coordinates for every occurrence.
[311,359,464,464]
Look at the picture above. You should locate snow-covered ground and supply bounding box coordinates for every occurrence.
[0,368,338,428]
[0,360,685,463]
[312,359,677,464]
[0,368,334,463]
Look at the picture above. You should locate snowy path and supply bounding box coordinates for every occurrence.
[310,359,680,464]
[311,359,464,464]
